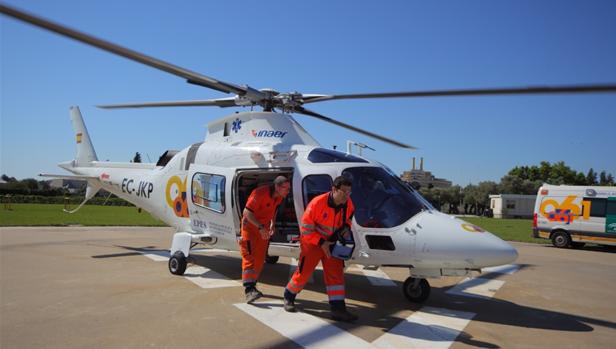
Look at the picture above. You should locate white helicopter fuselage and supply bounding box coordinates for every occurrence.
[60,107,517,284]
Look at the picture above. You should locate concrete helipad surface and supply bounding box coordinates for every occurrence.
[1,227,615,348]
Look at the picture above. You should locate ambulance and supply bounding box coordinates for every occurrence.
[533,184,616,248]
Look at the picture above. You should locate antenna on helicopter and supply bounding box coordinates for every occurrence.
[346,141,375,156]
[3,3,616,150]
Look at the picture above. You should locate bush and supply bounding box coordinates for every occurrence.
[1,195,133,206]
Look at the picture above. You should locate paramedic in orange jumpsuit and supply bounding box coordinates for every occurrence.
[283,176,358,322]
[240,176,290,303]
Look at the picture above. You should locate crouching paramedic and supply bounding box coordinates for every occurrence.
[240,176,290,303]
[283,176,358,322]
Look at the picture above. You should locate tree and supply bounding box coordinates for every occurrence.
[1,174,17,182]
[133,152,142,163]
[586,168,598,185]
[22,178,39,191]
[599,171,608,185]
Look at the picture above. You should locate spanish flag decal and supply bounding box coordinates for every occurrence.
[76,132,83,144]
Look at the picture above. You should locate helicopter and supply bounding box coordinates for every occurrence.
[2,4,615,303]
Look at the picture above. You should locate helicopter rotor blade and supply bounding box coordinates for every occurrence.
[295,107,416,150]
[97,98,238,109]
[302,84,616,104]
[0,3,253,97]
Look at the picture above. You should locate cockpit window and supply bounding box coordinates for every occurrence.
[342,167,426,228]
[308,148,368,163]
[302,175,332,207]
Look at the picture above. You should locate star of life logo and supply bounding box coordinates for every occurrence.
[232,118,242,133]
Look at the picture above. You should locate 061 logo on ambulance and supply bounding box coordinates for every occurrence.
[540,195,590,224]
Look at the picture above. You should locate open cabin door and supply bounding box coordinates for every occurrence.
[187,164,238,250]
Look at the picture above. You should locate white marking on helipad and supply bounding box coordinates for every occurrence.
[183,265,241,288]
[372,306,475,349]
[141,250,169,261]
[482,264,520,275]
[235,301,373,349]
[137,249,240,288]
[347,265,396,286]
[445,278,506,299]
[235,301,475,349]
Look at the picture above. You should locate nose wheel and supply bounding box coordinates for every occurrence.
[403,277,431,303]
[168,251,187,275]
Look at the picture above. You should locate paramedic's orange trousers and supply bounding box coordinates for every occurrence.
[286,241,345,301]
[239,227,269,286]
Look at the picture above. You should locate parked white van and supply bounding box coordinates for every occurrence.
[533,184,616,248]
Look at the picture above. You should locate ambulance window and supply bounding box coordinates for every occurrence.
[302,175,332,206]
[607,200,616,216]
[585,198,606,217]
[308,148,368,163]
[192,173,226,213]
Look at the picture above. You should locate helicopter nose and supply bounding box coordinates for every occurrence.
[412,212,519,268]
[468,235,518,267]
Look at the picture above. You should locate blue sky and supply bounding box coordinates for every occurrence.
[1,0,615,185]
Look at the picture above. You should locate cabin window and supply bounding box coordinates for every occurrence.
[506,200,516,209]
[302,175,332,207]
[307,148,368,163]
[192,173,226,213]
[584,197,607,218]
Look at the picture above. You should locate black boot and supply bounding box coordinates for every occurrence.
[283,289,297,312]
[245,284,263,304]
[330,300,358,322]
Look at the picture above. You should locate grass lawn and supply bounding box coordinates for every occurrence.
[460,216,548,244]
[0,204,166,226]
[1,204,546,244]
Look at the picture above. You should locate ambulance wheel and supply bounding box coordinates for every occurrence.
[551,231,571,248]
[403,277,430,303]
[265,255,279,264]
[168,251,187,275]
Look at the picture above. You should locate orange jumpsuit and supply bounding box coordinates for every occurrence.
[239,185,283,287]
[285,192,354,303]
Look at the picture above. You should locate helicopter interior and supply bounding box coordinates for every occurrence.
[235,169,300,243]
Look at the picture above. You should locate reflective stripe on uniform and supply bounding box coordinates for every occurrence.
[326,285,345,292]
[286,280,303,294]
[315,226,332,238]
[242,269,257,282]
[316,223,333,235]
[328,294,345,301]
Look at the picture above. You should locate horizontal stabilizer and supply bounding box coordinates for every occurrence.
[39,173,97,180]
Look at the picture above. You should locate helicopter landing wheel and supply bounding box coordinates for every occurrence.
[265,255,279,264]
[168,251,187,275]
[403,277,431,303]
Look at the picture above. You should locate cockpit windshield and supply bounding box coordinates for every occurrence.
[342,167,426,228]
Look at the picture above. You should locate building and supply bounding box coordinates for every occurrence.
[400,157,452,189]
[48,179,86,194]
[489,194,536,219]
